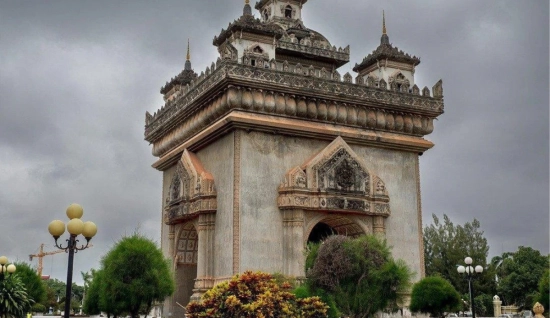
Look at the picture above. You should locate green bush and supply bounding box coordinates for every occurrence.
[409,276,461,318]
[31,303,46,313]
[304,235,412,318]
[187,271,328,317]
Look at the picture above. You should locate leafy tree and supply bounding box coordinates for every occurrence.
[0,275,34,317]
[537,269,549,311]
[474,293,494,317]
[424,214,495,296]
[304,235,412,318]
[42,278,65,310]
[13,262,46,305]
[497,246,549,308]
[100,233,175,318]
[187,271,329,317]
[83,269,103,315]
[409,276,461,318]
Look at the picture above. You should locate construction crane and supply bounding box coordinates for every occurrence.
[30,243,94,278]
[29,243,65,277]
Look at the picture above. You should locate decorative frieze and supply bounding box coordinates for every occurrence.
[150,87,438,157]
[144,61,444,152]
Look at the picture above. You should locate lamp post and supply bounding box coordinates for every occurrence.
[0,256,16,280]
[48,204,97,318]
[457,257,484,318]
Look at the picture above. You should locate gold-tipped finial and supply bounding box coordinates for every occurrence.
[245,0,249,4]
[186,39,190,61]
[382,10,387,35]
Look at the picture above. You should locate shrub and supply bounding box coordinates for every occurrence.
[409,276,461,318]
[305,235,412,318]
[187,271,328,318]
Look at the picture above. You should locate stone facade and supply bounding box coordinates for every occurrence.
[145,1,444,316]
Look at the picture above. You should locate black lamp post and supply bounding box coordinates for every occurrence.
[457,257,484,318]
[48,204,97,318]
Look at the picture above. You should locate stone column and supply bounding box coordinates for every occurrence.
[167,225,176,317]
[192,213,216,300]
[493,295,502,317]
[373,216,385,238]
[282,210,305,278]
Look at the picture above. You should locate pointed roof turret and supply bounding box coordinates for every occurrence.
[160,39,198,95]
[353,11,420,74]
[184,39,192,71]
[213,0,285,47]
[243,0,252,16]
[381,10,390,45]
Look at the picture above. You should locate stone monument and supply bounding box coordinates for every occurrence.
[144,1,444,316]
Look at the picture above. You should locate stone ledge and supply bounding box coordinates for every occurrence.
[151,111,434,171]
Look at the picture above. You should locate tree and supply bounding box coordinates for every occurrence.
[424,214,495,296]
[83,269,106,316]
[537,269,549,311]
[304,235,412,318]
[13,262,46,305]
[186,271,328,317]
[409,276,461,318]
[100,233,175,318]
[497,247,549,308]
[0,275,34,317]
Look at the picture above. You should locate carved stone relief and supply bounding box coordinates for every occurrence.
[279,137,390,216]
[164,149,217,224]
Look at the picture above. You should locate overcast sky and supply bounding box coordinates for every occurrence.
[0,1,548,285]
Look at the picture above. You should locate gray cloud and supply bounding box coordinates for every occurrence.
[0,0,547,283]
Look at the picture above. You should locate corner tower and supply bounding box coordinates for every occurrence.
[145,2,444,316]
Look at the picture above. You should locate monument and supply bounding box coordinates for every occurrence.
[144,1,444,315]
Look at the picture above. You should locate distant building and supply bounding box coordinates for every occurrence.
[144,1,444,316]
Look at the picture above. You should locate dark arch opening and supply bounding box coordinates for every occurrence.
[285,5,292,18]
[307,222,336,243]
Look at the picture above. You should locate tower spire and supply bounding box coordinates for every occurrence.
[243,0,252,16]
[184,39,192,71]
[382,10,387,35]
[186,38,190,61]
[380,10,390,45]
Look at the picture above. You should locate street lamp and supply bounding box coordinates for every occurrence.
[0,256,16,280]
[457,257,484,318]
[48,203,97,318]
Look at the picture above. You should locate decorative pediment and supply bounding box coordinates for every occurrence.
[278,137,390,216]
[165,149,217,224]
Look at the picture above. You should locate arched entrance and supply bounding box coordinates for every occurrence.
[174,222,198,316]
[306,215,367,244]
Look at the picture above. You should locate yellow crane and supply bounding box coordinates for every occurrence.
[29,243,66,277]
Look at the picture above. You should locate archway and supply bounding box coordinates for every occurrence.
[306,215,366,245]
[307,222,335,243]
[174,222,198,315]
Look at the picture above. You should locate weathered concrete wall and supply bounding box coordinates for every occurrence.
[237,130,422,280]
[238,131,327,272]
[161,128,423,309]
[351,145,422,281]
[195,132,235,279]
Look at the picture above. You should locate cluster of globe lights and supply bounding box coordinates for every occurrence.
[457,256,484,274]
[48,204,97,244]
[0,256,16,277]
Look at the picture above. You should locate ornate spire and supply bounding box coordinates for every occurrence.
[382,10,387,35]
[243,0,252,16]
[380,10,390,45]
[186,38,190,61]
[184,39,192,71]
